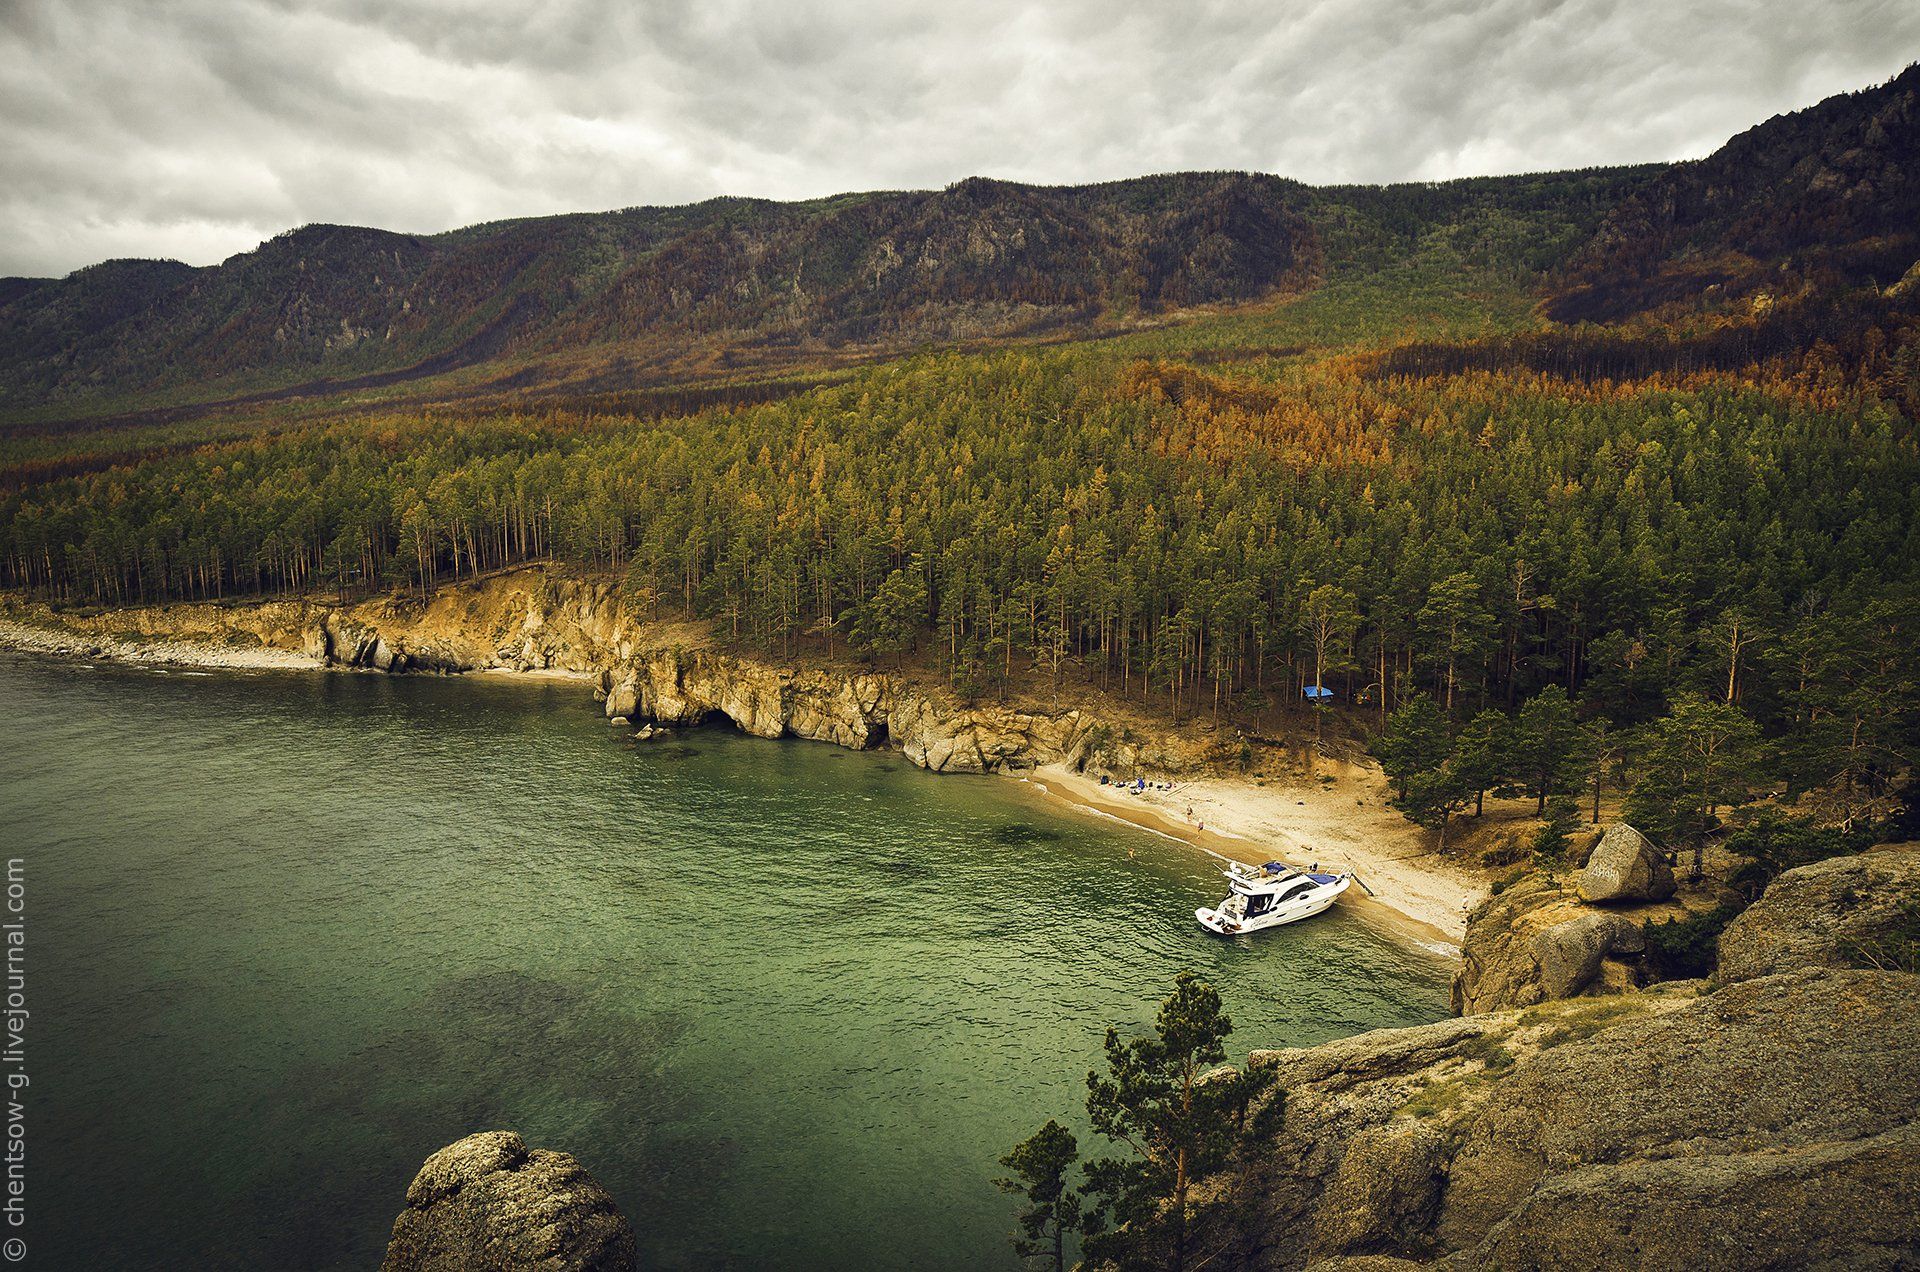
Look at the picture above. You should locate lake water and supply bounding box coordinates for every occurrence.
[0,654,1450,1270]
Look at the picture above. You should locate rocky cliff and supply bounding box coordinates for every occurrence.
[1718,845,1920,982]
[0,569,1201,779]
[597,645,1133,774]
[1232,967,1919,1271]
[1449,870,1685,1015]
[1225,846,1920,1270]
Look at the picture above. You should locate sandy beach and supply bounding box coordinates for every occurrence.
[1023,763,1485,950]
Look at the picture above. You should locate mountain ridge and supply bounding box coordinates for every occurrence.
[3,63,1915,422]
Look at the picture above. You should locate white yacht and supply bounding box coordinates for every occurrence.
[1195,858,1353,934]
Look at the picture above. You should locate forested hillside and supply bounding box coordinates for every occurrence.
[1552,63,1920,321]
[3,65,1918,874]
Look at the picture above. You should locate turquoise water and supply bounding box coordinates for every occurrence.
[1,655,1450,1270]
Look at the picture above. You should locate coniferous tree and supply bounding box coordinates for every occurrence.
[1299,582,1361,753]
[996,1121,1084,1272]
[1534,795,1582,868]
[1626,694,1765,879]
[1452,709,1511,818]
[1511,685,1587,813]
[1079,972,1277,1272]
[1376,696,1452,803]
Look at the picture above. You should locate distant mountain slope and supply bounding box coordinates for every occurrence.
[6,64,1915,420]
[0,174,1328,416]
[1551,64,1920,321]
[0,165,1661,422]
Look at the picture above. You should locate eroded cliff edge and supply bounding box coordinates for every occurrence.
[1218,846,1920,1271]
[0,569,1202,778]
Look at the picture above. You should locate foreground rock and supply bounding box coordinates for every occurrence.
[1574,822,1675,902]
[1229,968,1920,1271]
[1449,875,1654,1014]
[1718,845,1920,982]
[381,1131,637,1272]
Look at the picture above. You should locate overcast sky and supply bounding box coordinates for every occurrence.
[1,0,1914,278]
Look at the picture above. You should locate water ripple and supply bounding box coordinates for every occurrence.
[1,654,1450,1272]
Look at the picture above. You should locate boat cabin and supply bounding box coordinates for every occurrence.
[1222,863,1345,916]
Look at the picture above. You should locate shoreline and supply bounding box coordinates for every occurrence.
[1021,765,1476,951]
[0,612,1480,953]
[0,617,318,671]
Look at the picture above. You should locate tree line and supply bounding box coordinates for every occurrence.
[3,330,1916,802]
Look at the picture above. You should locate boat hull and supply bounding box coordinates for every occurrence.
[1195,875,1351,935]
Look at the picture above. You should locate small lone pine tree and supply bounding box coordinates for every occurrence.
[1533,794,1582,869]
[1001,974,1283,1272]
[1081,971,1276,1272]
[996,1120,1083,1272]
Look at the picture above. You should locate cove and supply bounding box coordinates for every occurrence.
[2,654,1450,1270]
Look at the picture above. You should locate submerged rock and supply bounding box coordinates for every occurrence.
[381,1130,637,1272]
[1717,845,1920,983]
[1574,822,1675,903]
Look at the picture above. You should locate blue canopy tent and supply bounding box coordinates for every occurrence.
[1303,685,1334,702]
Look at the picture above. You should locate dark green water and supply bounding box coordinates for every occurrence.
[1,654,1450,1270]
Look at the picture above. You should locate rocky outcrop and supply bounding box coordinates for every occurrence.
[1449,875,1652,1014]
[3,568,1203,778]
[381,1130,636,1272]
[1718,845,1920,983]
[597,638,1179,777]
[1231,968,1920,1271]
[1574,822,1675,903]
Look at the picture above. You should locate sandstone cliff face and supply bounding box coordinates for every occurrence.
[0,569,1196,779]
[600,646,1128,774]
[381,1130,636,1272]
[1231,968,1920,1271]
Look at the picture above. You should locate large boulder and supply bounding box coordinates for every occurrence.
[1450,875,1647,1014]
[603,672,640,721]
[1233,968,1920,1271]
[1717,845,1920,983]
[1574,822,1675,903]
[381,1130,637,1272]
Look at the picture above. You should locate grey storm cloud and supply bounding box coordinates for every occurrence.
[1,0,1915,277]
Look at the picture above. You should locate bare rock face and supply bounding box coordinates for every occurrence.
[1574,822,1675,903]
[1450,875,1648,1014]
[381,1130,637,1272]
[888,688,1092,773]
[318,614,384,667]
[1233,969,1920,1272]
[1717,845,1920,983]
[599,642,1147,777]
